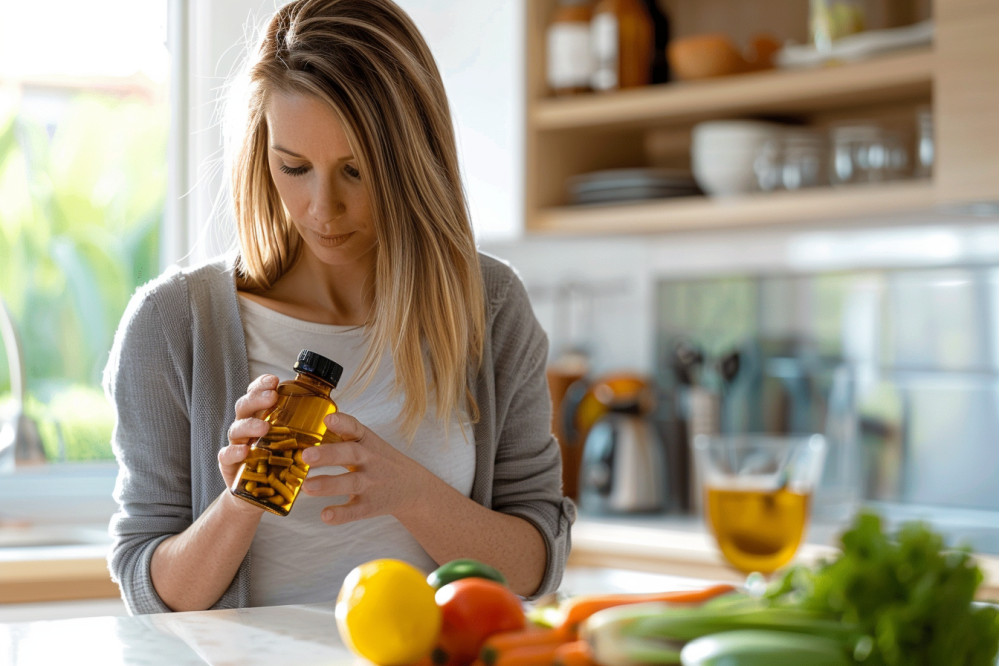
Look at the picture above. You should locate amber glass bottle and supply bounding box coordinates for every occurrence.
[591,0,653,91]
[230,350,344,516]
[547,0,594,96]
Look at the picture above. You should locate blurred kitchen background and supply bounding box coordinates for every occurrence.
[0,0,996,620]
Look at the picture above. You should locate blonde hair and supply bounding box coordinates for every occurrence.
[229,0,484,437]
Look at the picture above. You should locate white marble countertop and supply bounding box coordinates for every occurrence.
[3,603,355,666]
[0,568,719,666]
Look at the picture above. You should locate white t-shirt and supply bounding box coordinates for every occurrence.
[238,295,476,607]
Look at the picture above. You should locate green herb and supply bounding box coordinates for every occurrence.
[766,512,999,666]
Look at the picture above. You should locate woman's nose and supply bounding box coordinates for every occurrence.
[309,181,347,228]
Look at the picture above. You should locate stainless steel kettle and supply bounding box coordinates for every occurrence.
[577,391,667,514]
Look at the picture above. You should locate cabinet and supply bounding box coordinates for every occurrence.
[0,555,119,604]
[524,0,998,235]
[933,0,999,203]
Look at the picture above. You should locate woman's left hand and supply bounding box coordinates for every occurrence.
[298,412,431,525]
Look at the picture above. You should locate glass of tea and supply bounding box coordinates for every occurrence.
[693,434,827,574]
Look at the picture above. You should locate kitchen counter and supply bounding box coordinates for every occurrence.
[3,521,997,663]
[0,525,118,604]
[570,514,1000,601]
[569,515,839,584]
[3,511,998,607]
[0,568,717,666]
[0,518,763,606]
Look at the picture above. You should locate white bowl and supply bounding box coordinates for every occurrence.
[691,121,784,196]
[693,120,782,141]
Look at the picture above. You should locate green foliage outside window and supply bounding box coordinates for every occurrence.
[0,90,167,462]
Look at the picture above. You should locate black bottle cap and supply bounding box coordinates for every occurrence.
[293,350,344,388]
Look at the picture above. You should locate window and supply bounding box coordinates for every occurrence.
[0,0,169,469]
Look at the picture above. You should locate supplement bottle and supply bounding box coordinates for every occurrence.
[230,350,344,516]
[546,0,594,96]
[590,0,653,92]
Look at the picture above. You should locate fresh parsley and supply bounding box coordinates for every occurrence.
[766,512,999,665]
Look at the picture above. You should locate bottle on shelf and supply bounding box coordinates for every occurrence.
[546,0,594,96]
[590,0,654,92]
[639,0,671,84]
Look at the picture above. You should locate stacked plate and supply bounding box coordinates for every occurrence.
[567,168,701,206]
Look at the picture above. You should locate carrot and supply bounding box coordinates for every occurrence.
[558,583,736,638]
[480,628,567,666]
[552,641,593,666]
[493,643,562,666]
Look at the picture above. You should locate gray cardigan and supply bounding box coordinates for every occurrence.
[104,253,576,615]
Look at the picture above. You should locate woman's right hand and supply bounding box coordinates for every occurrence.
[219,374,280,490]
[153,374,279,610]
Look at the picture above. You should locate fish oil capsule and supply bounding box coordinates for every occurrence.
[230,350,344,516]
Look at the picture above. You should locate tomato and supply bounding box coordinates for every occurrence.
[434,578,526,666]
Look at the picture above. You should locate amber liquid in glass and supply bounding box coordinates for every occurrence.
[706,486,811,573]
[230,373,339,516]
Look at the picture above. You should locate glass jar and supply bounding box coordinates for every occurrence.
[914,106,933,179]
[781,130,825,190]
[830,124,888,185]
[230,350,344,516]
[810,0,866,53]
[753,136,783,192]
[883,130,909,180]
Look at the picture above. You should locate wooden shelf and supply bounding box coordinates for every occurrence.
[524,0,995,234]
[532,49,934,132]
[531,180,936,235]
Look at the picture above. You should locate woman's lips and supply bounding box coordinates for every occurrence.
[315,231,354,247]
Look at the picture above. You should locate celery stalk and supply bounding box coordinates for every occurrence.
[583,603,685,666]
[628,606,859,645]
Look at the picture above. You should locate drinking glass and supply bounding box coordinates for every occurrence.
[693,434,826,574]
[781,130,825,190]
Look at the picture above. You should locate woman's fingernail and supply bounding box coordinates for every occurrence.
[303,480,317,493]
[302,449,319,463]
[322,510,334,521]
[327,414,339,426]
[263,390,275,398]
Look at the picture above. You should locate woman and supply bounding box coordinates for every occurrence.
[105,0,574,614]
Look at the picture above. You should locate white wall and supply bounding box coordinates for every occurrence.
[483,238,655,375]
[483,220,1000,374]
[396,0,524,241]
